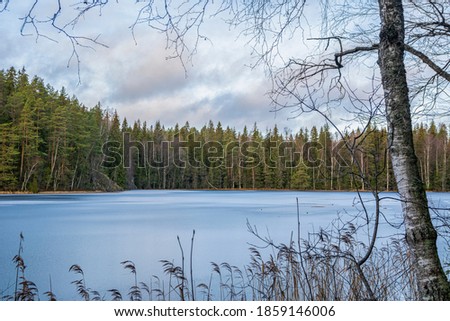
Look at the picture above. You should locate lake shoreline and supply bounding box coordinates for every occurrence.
[0,190,108,195]
[0,188,399,195]
[8,188,450,195]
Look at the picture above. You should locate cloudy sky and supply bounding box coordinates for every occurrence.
[0,1,328,134]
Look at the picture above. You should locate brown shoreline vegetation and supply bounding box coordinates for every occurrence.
[2,227,426,301]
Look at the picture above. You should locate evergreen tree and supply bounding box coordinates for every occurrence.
[0,122,19,190]
[290,162,310,190]
[18,99,41,191]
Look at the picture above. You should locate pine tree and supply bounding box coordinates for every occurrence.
[18,99,41,191]
[0,122,19,190]
[104,111,126,187]
[290,162,310,190]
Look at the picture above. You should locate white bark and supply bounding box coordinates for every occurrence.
[378,0,450,300]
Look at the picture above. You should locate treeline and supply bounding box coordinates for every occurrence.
[1,67,449,192]
[0,67,118,192]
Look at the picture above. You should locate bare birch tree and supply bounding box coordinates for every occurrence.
[377,0,449,300]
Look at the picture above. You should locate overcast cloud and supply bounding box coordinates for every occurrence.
[0,1,350,133]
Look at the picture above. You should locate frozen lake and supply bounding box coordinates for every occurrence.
[0,190,448,300]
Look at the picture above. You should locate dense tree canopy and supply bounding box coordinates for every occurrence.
[1,67,450,194]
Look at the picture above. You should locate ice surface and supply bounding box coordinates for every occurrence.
[0,190,448,300]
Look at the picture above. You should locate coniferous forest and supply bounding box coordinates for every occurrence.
[1,67,449,193]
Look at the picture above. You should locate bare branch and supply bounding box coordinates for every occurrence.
[334,44,379,68]
[0,0,9,13]
[404,44,450,82]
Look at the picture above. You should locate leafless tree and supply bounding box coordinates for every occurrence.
[2,0,449,300]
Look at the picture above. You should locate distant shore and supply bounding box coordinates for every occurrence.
[1,188,447,195]
[0,188,405,195]
[0,190,108,195]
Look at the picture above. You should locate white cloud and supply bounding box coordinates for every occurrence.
[0,1,330,134]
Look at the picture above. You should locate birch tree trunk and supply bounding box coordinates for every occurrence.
[443,139,447,191]
[377,0,450,300]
